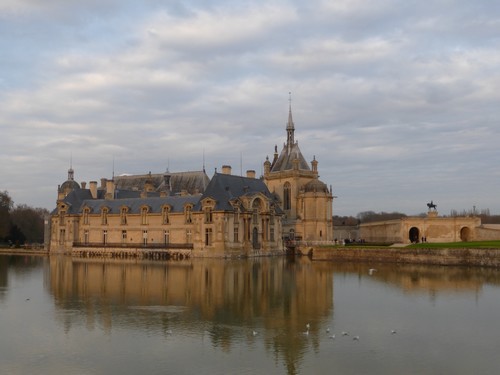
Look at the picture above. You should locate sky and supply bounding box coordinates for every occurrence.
[1,0,499,217]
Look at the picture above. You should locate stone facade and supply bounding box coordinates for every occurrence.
[48,105,334,256]
[263,103,334,243]
[359,210,500,244]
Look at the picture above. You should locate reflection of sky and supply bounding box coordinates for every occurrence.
[2,256,500,374]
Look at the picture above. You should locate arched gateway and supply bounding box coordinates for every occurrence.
[460,227,471,242]
[409,227,420,243]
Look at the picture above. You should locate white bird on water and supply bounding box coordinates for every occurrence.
[329,334,336,339]
[353,335,360,341]
[368,268,377,275]
[391,329,397,335]
[306,323,310,330]
[326,327,330,333]
[252,330,258,336]
[341,331,349,336]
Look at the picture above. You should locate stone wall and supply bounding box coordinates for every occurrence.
[310,246,500,267]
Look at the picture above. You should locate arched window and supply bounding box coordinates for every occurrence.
[283,182,291,210]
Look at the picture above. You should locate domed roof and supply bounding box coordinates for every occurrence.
[60,167,80,192]
[303,179,329,193]
[60,179,81,191]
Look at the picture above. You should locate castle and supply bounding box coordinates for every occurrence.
[49,103,334,257]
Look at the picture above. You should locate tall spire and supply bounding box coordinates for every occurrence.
[68,153,74,181]
[286,92,295,147]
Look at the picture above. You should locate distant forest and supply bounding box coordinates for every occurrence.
[0,190,48,246]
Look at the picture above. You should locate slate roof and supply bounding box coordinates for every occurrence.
[197,172,281,212]
[80,195,201,214]
[270,142,310,172]
[113,171,209,194]
[54,187,201,215]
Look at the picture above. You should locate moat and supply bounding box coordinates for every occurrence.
[1,255,500,374]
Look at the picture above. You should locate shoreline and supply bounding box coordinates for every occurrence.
[310,246,500,267]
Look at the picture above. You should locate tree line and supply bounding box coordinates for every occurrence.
[0,191,49,247]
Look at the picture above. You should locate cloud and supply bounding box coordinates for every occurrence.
[1,0,499,216]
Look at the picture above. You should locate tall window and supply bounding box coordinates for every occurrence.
[141,206,148,225]
[185,205,192,224]
[233,207,239,223]
[103,230,108,245]
[162,205,170,225]
[84,230,89,244]
[270,227,275,242]
[186,229,192,244]
[252,209,258,225]
[83,208,90,225]
[59,229,65,245]
[120,207,128,225]
[233,227,239,243]
[59,210,66,226]
[101,208,109,225]
[142,230,148,245]
[205,228,213,246]
[164,230,170,245]
[122,230,127,243]
[204,207,213,223]
[283,182,291,210]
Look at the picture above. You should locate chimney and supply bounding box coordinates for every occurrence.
[89,181,98,199]
[246,170,256,179]
[81,181,87,189]
[105,179,115,200]
[222,165,232,175]
[100,178,107,189]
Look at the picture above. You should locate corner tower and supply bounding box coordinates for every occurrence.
[263,97,333,242]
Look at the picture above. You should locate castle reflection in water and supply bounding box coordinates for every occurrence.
[48,256,334,373]
[45,255,500,374]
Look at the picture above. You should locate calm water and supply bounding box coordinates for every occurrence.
[1,255,500,374]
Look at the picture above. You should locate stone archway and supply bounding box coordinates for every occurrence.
[409,227,420,243]
[460,227,471,242]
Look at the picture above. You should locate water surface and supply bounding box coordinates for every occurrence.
[1,255,499,374]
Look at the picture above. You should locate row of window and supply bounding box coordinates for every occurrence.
[64,224,275,247]
[78,205,200,226]
[73,207,275,226]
